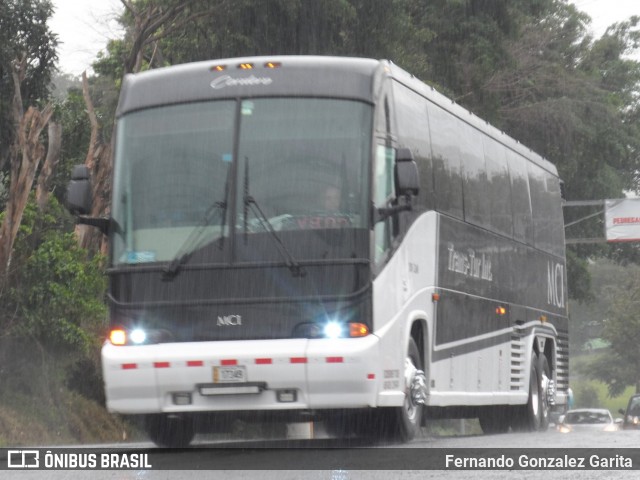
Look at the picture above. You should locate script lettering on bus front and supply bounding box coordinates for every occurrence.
[447,243,493,281]
[547,261,565,308]
[210,75,273,90]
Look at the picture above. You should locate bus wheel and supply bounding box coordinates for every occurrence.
[513,351,543,431]
[145,414,195,447]
[387,338,427,442]
[537,354,551,431]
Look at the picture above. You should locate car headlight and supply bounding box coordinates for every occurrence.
[557,424,572,433]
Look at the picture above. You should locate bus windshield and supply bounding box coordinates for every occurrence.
[111,97,372,266]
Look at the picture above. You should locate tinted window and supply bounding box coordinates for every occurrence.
[507,150,533,244]
[483,137,513,237]
[529,162,564,255]
[428,103,463,219]
[459,121,490,228]
[392,83,434,210]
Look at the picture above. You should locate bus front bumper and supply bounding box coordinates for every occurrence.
[102,336,385,414]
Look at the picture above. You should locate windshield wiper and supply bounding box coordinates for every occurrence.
[163,166,232,281]
[161,199,228,280]
[243,156,306,278]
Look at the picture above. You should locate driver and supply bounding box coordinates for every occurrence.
[322,185,341,211]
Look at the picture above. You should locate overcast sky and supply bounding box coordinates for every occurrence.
[50,0,639,76]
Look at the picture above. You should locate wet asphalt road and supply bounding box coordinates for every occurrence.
[3,425,639,480]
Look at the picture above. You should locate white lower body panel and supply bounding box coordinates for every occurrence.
[102,336,384,414]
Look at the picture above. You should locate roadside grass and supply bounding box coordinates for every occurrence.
[0,388,137,447]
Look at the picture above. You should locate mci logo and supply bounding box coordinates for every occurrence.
[547,261,565,308]
[217,314,242,326]
[7,450,39,468]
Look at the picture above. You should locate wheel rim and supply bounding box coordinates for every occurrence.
[530,367,540,418]
[540,371,550,420]
[404,357,427,422]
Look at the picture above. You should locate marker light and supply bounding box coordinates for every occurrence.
[349,323,369,337]
[130,329,147,344]
[323,322,344,339]
[238,63,254,69]
[264,61,281,69]
[211,64,226,71]
[109,328,127,346]
[495,306,507,316]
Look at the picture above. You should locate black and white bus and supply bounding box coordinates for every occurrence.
[68,56,569,446]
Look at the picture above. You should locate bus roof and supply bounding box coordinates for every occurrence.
[116,55,382,116]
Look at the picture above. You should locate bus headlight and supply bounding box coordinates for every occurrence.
[323,321,369,338]
[107,326,172,346]
[129,328,147,344]
[323,321,344,339]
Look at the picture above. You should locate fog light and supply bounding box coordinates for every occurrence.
[277,389,297,403]
[173,392,192,405]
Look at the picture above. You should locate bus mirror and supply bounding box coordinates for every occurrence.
[66,164,93,215]
[395,148,420,197]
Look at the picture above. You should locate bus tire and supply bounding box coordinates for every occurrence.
[513,351,543,431]
[385,338,426,442]
[145,414,195,448]
[537,354,551,431]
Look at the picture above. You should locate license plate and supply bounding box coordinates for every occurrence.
[213,366,247,383]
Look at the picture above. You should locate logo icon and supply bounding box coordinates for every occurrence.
[8,450,39,468]
[217,314,242,326]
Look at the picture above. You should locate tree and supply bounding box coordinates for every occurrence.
[0,56,54,280]
[0,196,107,402]
[0,0,58,171]
[582,267,640,395]
[0,0,59,282]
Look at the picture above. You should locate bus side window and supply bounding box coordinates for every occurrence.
[374,144,395,263]
[428,103,463,219]
[507,150,534,244]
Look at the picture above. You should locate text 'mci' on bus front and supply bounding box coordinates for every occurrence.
[67,56,568,446]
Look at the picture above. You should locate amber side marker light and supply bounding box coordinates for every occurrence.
[210,64,226,71]
[238,63,254,69]
[264,61,281,69]
[496,306,507,316]
[349,323,369,337]
[109,328,127,346]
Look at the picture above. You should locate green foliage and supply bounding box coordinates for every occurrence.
[573,381,600,408]
[52,87,92,204]
[0,0,58,168]
[576,265,640,396]
[1,197,106,354]
[565,249,592,303]
[570,376,634,413]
